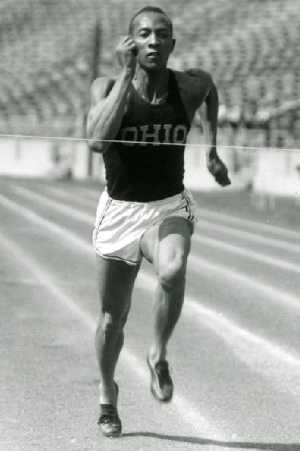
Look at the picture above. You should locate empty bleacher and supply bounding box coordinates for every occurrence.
[0,0,299,147]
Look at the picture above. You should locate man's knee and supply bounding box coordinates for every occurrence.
[158,256,187,290]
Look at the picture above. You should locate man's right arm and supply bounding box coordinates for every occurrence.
[86,35,137,154]
[86,70,133,153]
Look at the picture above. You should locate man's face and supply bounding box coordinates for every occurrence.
[131,12,175,71]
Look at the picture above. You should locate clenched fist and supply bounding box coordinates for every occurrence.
[207,152,231,187]
[116,36,138,72]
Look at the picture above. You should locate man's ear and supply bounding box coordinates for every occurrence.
[171,38,176,51]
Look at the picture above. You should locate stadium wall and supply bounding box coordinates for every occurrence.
[1,134,299,196]
[0,137,89,179]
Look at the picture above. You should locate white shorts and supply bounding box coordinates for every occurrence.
[92,188,198,265]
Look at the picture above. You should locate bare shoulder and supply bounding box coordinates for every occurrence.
[173,68,214,105]
[90,76,116,103]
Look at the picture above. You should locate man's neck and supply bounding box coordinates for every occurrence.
[133,66,169,103]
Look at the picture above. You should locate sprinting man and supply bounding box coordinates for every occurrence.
[87,5,230,438]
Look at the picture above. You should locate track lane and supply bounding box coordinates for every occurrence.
[10,178,300,250]
[1,214,300,447]
[0,193,234,438]
[0,234,100,451]
[5,182,300,337]
[1,181,300,448]
[8,183,300,293]
[2,183,300,357]
[0,230,227,451]
[0,190,230,449]
[11,184,300,276]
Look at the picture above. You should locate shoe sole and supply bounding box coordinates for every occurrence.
[101,427,122,438]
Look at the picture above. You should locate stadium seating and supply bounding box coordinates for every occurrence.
[0,0,299,148]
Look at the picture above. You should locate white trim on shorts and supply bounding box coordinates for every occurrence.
[92,188,198,266]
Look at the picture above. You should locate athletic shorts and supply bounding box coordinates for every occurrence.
[92,188,198,265]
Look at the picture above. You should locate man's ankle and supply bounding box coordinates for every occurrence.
[148,347,167,365]
[99,381,117,405]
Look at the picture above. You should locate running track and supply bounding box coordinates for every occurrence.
[1,178,300,451]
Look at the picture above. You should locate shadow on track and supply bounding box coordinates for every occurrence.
[122,432,300,450]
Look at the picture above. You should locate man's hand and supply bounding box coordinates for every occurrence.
[207,152,231,187]
[116,36,138,72]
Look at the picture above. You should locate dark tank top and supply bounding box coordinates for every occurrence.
[102,69,191,202]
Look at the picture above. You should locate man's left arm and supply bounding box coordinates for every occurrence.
[198,77,231,187]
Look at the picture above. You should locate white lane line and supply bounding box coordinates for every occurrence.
[1,192,300,372]
[12,186,300,277]
[196,218,300,254]
[0,194,91,254]
[12,186,95,224]
[138,272,300,397]
[188,254,300,311]
[137,273,300,367]
[0,202,221,438]
[193,234,300,274]
[198,208,300,241]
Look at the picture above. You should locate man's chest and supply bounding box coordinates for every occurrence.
[118,92,191,145]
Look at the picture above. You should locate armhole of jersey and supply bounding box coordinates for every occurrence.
[168,69,192,127]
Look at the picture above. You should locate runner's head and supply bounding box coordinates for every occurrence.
[129,6,173,36]
[129,6,175,71]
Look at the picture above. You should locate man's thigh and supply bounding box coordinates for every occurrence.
[96,255,140,315]
[140,216,192,273]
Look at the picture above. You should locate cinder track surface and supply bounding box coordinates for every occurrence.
[1,178,300,451]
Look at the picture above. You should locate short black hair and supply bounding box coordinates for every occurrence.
[128,6,173,36]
